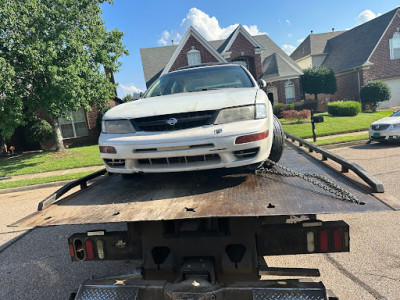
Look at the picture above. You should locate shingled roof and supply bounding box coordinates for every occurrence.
[290,31,345,61]
[323,8,399,73]
[140,26,302,87]
[291,7,400,73]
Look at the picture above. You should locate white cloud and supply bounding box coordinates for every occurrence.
[158,8,266,46]
[119,83,144,97]
[297,38,305,44]
[355,9,381,24]
[281,44,296,55]
[286,19,291,25]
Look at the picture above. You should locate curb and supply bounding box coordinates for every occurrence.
[0,180,74,195]
[321,139,370,149]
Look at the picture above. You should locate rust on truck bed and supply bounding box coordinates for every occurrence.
[13,143,399,227]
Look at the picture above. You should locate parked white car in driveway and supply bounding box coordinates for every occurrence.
[369,110,400,142]
[99,64,284,174]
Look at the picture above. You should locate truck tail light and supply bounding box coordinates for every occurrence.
[68,231,142,262]
[257,220,349,256]
[85,240,95,260]
[320,230,328,252]
[235,131,269,144]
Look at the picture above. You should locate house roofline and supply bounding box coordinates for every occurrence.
[220,25,264,54]
[365,8,400,63]
[161,26,227,76]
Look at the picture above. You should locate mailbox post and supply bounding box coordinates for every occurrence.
[310,111,324,142]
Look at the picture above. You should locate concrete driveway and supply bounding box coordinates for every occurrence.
[1,141,400,299]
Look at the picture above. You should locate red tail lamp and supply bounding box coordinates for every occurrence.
[235,131,269,145]
[85,240,95,260]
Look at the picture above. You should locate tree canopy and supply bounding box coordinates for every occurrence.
[0,0,128,151]
[301,66,337,101]
[360,80,391,112]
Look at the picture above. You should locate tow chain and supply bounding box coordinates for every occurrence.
[256,159,364,205]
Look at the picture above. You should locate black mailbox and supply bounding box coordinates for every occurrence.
[311,115,324,123]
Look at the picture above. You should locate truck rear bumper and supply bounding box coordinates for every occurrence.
[74,278,331,300]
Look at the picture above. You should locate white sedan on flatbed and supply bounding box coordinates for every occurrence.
[99,64,284,174]
[369,110,400,142]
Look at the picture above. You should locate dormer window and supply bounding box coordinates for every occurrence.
[389,31,400,60]
[187,48,201,66]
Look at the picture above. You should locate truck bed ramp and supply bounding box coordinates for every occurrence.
[13,142,399,227]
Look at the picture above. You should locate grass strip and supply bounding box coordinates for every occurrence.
[312,133,369,146]
[0,145,103,177]
[0,171,94,190]
[282,111,392,138]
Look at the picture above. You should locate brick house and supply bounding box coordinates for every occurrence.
[140,25,303,105]
[291,7,400,110]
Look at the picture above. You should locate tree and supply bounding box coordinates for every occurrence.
[360,80,391,112]
[0,0,128,151]
[122,94,134,102]
[301,66,337,101]
[0,57,24,154]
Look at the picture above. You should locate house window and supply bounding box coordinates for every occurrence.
[58,108,89,139]
[285,80,295,104]
[232,58,249,70]
[389,31,400,60]
[187,48,201,66]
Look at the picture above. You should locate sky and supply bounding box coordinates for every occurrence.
[100,0,400,97]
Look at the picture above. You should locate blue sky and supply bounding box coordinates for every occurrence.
[101,0,400,97]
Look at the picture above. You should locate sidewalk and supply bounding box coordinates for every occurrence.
[305,130,369,142]
[0,165,104,183]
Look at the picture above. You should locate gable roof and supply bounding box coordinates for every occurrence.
[322,8,399,73]
[219,24,264,54]
[140,26,302,87]
[261,52,303,81]
[290,7,400,73]
[160,26,226,76]
[290,31,345,61]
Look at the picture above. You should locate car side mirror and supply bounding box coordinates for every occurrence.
[258,79,266,89]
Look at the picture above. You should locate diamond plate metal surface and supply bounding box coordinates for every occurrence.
[253,289,326,300]
[75,286,138,300]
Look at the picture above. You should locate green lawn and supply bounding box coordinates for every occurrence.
[0,145,103,177]
[0,171,94,190]
[282,111,392,139]
[313,133,369,146]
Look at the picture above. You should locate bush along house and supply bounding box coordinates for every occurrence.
[291,7,400,110]
[140,25,303,106]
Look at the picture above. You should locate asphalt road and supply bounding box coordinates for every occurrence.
[1,141,400,299]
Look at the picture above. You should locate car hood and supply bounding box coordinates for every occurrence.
[104,88,258,120]
[371,116,400,125]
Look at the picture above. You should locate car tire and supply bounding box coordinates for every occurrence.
[267,114,285,164]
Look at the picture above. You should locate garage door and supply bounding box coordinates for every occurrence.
[378,77,400,109]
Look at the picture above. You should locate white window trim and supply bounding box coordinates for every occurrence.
[58,108,89,139]
[187,48,201,66]
[284,80,296,104]
[389,31,400,60]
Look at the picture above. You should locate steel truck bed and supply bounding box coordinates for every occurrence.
[13,141,399,228]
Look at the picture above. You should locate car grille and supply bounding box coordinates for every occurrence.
[234,148,259,159]
[371,124,390,131]
[133,110,216,132]
[138,154,220,166]
[104,159,125,168]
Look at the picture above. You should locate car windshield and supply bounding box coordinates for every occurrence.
[144,65,254,98]
[391,110,400,117]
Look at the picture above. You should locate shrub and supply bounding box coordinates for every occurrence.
[294,99,318,112]
[281,109,311,123]
[25,118,53,144]
[360,80,391,112]
[273,103,295,118]
[327,101,361,116]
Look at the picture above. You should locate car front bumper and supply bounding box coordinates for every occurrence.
[369,127,400,142]
[99,119,272,173]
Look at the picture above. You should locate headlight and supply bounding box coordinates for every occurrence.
[214,104,267,125]
[391,123,400,129]
[102,120,136,134]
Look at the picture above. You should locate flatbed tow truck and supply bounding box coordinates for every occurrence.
[12,134,400,299]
